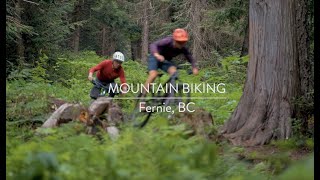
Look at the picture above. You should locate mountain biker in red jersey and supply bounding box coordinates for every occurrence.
[88,51,128,99]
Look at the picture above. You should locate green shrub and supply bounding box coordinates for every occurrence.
[6,52,313,179]
[277,154,314,180]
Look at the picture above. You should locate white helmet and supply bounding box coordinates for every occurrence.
[112,52,125,62]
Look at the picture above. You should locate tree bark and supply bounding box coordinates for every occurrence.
[131,40,136,61]
[294,0,313,135]
[240,15,249,57]
[141,0,149,63]
[220,0,305,146]
[73,26,80,53]
[131,39,142,61]
[190,0,204,62]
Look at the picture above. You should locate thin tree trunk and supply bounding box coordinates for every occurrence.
[141,0,149,63]
[16,0,25,66]
[72,0,81,53]
[73,26,80,53]
[131,39,142,61]
[102,26,106,56]
[190,0,204,62]
[221,0,303,146]
[131,40,136,61]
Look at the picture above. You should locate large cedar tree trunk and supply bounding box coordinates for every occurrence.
[220,0,309,146]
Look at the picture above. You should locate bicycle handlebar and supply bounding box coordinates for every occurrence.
[91,79,121,95]
[161,60,193,75]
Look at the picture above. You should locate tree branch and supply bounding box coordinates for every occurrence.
[22,0,39,6]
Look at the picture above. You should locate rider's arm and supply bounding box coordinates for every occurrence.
[119,69,128,91]
[88,72,94,81]
[88,60,108,80]
[150,37,172,56]
[89,60,107,73]
[182,48,197,69]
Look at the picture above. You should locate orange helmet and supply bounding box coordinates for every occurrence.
[173,28,188,42]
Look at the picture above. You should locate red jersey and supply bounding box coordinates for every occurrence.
[89,60,127,87]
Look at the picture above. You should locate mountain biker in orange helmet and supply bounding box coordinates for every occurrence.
[142,28,199,96]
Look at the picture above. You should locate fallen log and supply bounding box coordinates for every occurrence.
[41,97,123,139]
[42,103,87,128]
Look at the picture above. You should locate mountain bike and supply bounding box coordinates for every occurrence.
[130,61,192,128]
[91,79,121,98]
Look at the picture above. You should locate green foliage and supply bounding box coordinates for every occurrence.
[6,0,36,42]
[292,91,314,117]
[5,0,315,178]
[6,0,76,75]
[266,153,292,175]
[6,52,115,121]
[30,52,51,83]
[86,0,133,53]
[220,54,248,83]
[7,121,269,180]
[6,52,313,179]
[270,138,314,151]
[278,155,314,180]
[51,59,94,85]
[24,0,75,53]
[6,80,50,121]
[182,55,247,125]
[229,146,245,154]
[291,90,314,138]
[7,51,51,83]
[202,0,249,55]
[16,152,61,180]
[7,67,33,81]
[253,162,269,174]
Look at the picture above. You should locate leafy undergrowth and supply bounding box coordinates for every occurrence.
[6,121,314,180]
[5,123,269,179]
[227,140,313,175]
[6,51,314,179]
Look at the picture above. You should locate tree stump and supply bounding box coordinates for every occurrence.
[86,97,123,135]
[173,108,214,138]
